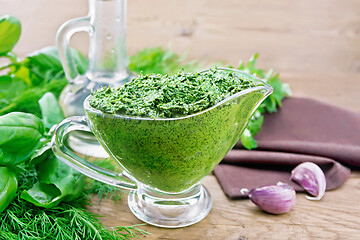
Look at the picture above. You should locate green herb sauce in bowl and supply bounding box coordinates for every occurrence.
[86,68,272,193]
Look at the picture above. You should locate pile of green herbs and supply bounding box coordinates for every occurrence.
[89,69,260,118]
[0,15,148,240]
[0,13,290,239]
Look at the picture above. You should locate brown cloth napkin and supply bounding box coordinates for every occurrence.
[213,97,359,199]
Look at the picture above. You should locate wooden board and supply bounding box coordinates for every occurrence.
[88,173,360,240]
[280,72,360,112]
[2,0,360,74]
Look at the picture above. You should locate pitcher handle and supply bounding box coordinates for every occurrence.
[51,116,137,190]
[56,17,92,83]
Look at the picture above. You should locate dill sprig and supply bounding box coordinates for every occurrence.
[0,165,149,240]
[85,158,126,204]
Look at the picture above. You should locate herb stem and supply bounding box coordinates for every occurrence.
[0,63,18,71]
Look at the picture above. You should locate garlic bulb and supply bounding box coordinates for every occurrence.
[248,182,296,214]
[291,162,326,201]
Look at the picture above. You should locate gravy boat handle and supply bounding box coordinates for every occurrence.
[51,116,137,190]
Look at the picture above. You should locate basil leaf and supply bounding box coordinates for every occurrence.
[0,15,21,54]
[27,46,63,71]
[0,112,44,165]
[26,46,88,80]
[20,182,62,209]
[70,48,88,75]
[0,167,18,213]
[21,157,85,208]
[29,139,51,165]
[0,46,87,117]
[38,92,64,129]
[0,75,28,107]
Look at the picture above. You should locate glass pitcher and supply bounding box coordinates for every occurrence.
[56,0,132,157]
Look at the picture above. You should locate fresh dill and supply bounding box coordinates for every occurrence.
[85,158,126,204]
[0,165,149,240]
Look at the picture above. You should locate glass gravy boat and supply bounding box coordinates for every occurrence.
[52,68,273,228]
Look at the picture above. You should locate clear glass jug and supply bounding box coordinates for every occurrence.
[56,0,132,157]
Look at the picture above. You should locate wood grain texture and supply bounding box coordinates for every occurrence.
[88,173,360,240]
[281,72,360,112]
[2,0,360,74]
[127,0,360,74]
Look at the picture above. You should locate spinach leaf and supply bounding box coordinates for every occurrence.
[0,112,44,166]
[21,156,85,208]
[0,15,21,54]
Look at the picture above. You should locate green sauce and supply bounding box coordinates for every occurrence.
[87,69,267,193]
[89,69,259,118]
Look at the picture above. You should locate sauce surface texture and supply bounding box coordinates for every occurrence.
[89,69,259,118]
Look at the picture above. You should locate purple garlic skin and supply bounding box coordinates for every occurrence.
[249,183,296,214]
[291,162,326,201]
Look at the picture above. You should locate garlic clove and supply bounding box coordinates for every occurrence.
[291,162,326,201]
[248,182,296,214]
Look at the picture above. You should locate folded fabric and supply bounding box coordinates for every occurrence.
[213,97,359,199]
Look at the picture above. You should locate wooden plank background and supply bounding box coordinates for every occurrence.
[1,0,360,74]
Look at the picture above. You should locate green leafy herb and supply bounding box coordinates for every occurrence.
[0,95,148,239]
[0,15,21,54]
[29,140,51,165]
[0,167,17,214]
[0,166,149,240]
[0,75,27,101]
[38,92,64,129]
[237,54,291,149]
[0,112,44,166]
[85,158,125,203]
[129,46,200,75]
[240,128,258,149]
[0,46,87,118]
[21,156,85,208]
[26,46,88,81]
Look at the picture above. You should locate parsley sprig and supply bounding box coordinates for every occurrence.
[237,54,291,149]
